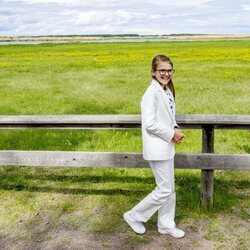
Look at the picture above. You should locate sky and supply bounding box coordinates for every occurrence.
[0,0,249,36]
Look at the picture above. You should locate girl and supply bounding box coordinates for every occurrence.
[123,54,185,238]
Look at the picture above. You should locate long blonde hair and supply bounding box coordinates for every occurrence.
[151,54,176,99]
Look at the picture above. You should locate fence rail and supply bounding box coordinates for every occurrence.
[1,151,249,170]
[0,114,249,129]
[0,114,249,209]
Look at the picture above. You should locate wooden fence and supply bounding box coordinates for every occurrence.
[0,114,249,209]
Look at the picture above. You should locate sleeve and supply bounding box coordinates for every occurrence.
[141,90,175,142]
[173,115,179,128]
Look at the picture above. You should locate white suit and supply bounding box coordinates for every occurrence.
[130,78,179,230]
[141,78,178,160]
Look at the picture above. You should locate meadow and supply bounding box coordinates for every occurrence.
[0,40,249,249]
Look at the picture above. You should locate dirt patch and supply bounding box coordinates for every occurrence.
[42,230,103,250]
[0,230,103,250]
[135,221,215,250]
[0,214,248,250]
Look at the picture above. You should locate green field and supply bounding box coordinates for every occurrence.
[0,40,249,153]
[1,40,250,115]
[0,40,249,249]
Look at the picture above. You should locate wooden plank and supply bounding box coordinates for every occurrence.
[0,115,142,129]
[0,114,249,129]
[176,153,250,170]
[0,151,249,170]
[176,114,250,126]
[202,125,214,153]
[201,170,214,209]
[201,125,215,209]
[0,151,148,168]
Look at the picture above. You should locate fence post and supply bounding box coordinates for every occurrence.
[201,125,214,209]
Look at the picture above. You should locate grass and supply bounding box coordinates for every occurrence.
[0,40,249,154]
[1,41,250,115]
[0,166,249,249]
[0,40,249,249]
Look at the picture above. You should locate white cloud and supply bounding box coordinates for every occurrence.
[0,0,249,36]
[241,4,250,11]
[146,0,213,7]
[76,10,153,26]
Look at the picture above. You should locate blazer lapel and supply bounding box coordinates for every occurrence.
[151,79,175,121]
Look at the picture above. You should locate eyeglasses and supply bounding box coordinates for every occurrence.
[156,69,175,75]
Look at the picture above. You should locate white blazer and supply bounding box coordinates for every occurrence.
[141,79,179,161]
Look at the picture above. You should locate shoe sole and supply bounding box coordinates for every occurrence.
[158,228,185,238]
[123,213,145,234]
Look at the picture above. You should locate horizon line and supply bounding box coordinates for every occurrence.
[1,33,250,38]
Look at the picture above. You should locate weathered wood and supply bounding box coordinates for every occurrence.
[0,114,249,129]
[201,170,214,209]
[202,125,214,153]
[201,125,215,209]
[0,151,249,169]
[0,115,141,129]
[0,114,249,209]
[176,114,250,127]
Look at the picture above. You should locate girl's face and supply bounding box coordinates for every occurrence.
[151,61,173,87]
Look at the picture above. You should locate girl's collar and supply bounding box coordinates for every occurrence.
[151,78,170,91]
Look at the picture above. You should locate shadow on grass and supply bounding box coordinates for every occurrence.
[0,183,148,196]
[0,166,249,214]
[0,172,155,184]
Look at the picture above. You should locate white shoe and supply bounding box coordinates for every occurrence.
[123,211,146,234]
[158,227,185,238]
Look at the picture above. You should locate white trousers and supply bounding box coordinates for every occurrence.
[130,159,176,229]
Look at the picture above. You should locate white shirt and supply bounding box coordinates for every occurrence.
[165,88,175,117]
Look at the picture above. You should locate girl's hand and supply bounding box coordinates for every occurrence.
[172,128,185,144]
